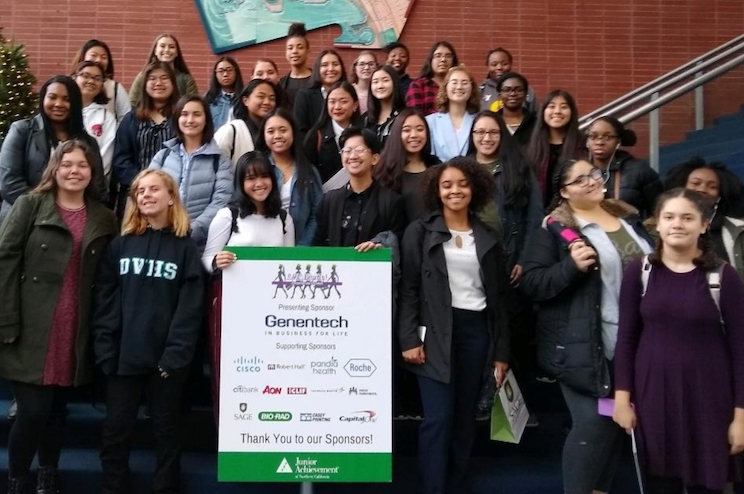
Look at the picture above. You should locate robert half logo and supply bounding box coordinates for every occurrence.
[311,356,338,375]
[234,403,253,421]
[234,356,262,373]
[272,264,342,300]
[339,410,377,423]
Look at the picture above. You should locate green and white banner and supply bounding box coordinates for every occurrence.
[218,247,392,483]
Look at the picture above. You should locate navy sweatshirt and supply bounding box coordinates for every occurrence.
[92,227,204,376]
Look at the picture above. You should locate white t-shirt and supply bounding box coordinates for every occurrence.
[202,207,295,272]
[82,103,117,181]
[443,229,486,311]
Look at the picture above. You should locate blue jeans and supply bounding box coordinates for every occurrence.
[417,308,490,494]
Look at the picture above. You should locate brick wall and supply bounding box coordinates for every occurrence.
[2,0,744,157]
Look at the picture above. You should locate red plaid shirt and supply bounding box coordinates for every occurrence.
[405,77,440,116]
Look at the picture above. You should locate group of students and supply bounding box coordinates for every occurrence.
[0,23,744,494]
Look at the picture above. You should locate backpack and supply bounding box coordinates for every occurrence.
[227,205,287,236]
[640,255,724,329]
[159,148,220,174]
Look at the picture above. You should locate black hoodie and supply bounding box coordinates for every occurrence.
[92,227,204,376]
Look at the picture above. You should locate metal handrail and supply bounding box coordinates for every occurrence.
[579,33,744,124]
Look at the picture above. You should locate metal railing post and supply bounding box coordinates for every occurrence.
[695,61,705,130]
[649,92,660,172]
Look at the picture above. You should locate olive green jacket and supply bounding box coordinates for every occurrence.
[0,193,118,385]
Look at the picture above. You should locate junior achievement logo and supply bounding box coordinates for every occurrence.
[276,456,341,477]
[272,264,342,300]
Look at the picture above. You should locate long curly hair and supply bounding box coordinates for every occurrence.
[421,156,496,214]
[649,187,721,270]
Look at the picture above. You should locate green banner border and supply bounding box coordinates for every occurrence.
[226,246,391,262]
[218,452,392,482]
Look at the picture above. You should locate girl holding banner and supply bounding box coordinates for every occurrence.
[397,157,510,494]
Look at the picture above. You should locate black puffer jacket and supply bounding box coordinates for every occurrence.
[519,200,652,397]
[602,150,662,219]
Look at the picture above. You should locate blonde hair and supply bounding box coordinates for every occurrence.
[121,169,190,237]
[31,139,99,198]
[436,64,481,113]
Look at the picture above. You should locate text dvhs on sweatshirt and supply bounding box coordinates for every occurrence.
[119,257,178,280]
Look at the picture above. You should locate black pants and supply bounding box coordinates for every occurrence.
[7,382,68,477]
[647,476,722,494]
[416,308,490,494]
[100,372,186,494]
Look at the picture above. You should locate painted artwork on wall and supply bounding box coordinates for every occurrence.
[194,0,416,53]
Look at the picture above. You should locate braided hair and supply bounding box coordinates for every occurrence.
[545,159,581,213]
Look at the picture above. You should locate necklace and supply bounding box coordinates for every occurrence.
[57,202,86,212]
[277,163,294,181]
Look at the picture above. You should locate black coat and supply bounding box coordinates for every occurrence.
[312,181,405,247]
[293,87,324,135]
[397,212,511,383]
[0,115,107,205]
[602,150,663,219]
[495,110,537,150]
[519,201,653,397]
[303,120,342,184]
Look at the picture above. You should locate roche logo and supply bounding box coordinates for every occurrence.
[311,357,338,375]
[344,359,376,377]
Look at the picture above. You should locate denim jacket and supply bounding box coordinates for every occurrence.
[209,92,235,130]
[272,161,323,246]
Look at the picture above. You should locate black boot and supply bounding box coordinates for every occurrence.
[35,467,58,494]
[7,475,30,494]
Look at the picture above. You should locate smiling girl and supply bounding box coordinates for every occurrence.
[73,61,117,187]
[71,39,131,122]
[406,41,459,116]
[128,34,197,106]
[214,79,280,167]
[256,108,322,245]
[363,65,407,147]
[0,140,117,493]
[0,76,107,223]
[293,49,347,134]
[303,81,362,187]
[93,168,203,494]
[279,23,313,106]
[350,51,378,115]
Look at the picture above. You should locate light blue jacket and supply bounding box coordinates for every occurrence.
[272,161,323,246]
[149,138,234,251]
[425,111,475,162]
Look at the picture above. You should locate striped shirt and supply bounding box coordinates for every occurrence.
[137,119,174,170]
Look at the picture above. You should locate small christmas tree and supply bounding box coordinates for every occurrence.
[0,28,36,144]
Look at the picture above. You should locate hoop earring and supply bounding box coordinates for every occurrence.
[168,201,174,206]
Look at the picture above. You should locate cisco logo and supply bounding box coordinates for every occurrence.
[234,356,263,373]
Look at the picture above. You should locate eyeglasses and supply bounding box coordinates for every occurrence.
[147,75,171,84]
[216,68,234,75]
[340,146,370,157]
[586,134,618,142]
[447,79,471,88]
[472,129,500,138]
[563,168,603,188]
[356,62,376,68]
[77,73,103,83]
[500,86,525,95]
[432,53,454,60]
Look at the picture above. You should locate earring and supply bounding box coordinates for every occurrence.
[168,201,173,206]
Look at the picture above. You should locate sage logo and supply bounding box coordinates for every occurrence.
[234,356,262,373]
[234,403,253,421]
[344,359,376,377]
[258,411,292,422]
[311,356,338,375]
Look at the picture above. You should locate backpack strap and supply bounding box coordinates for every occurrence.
[708,263,724,328]
[213,155,219,174]
[228,205,239,235]
[159,148,171,168]
[640,255,652,296]
[279,209,287,235]
[546,216,582,247]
